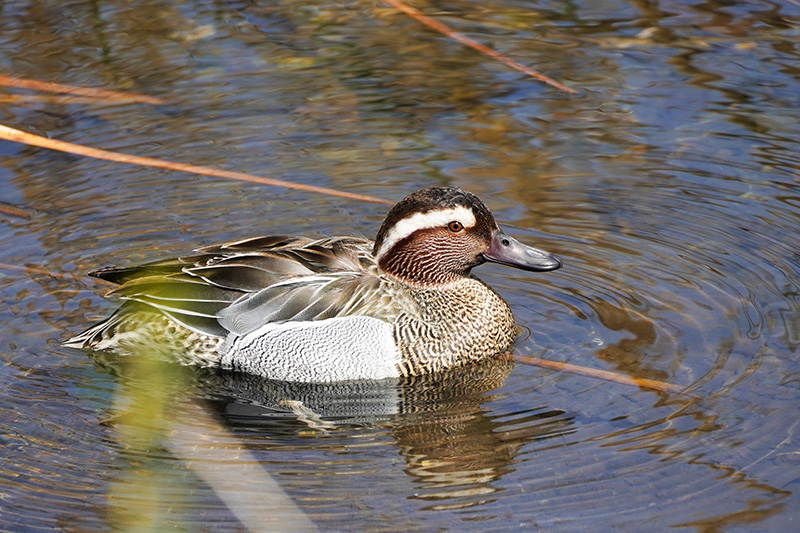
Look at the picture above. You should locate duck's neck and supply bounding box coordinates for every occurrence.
[377,250,470,287]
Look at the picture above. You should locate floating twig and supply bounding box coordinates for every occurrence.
[0,94,141,105]
[0,75,165,104]
[0,204,34,219]
[0,124,393,205]
[515,355,696,396]
[381,0,576,94]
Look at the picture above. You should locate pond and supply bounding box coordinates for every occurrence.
[1,0,799,530]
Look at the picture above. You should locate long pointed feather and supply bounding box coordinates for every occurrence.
[87,234,385,340]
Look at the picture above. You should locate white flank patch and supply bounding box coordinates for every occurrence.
[375,206,476,259]
[222,316,401,382]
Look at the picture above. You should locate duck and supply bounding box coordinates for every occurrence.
[67,186,562,382]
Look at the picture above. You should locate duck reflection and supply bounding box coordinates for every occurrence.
[199,355,576,508]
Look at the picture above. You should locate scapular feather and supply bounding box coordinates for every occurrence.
[82,235,388,341]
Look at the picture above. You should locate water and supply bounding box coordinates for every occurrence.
[1,0,799,530]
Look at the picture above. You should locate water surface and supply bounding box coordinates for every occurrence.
[1,0,799,530]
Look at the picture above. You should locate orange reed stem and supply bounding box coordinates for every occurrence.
[381,1,576,94]
[0,75,165,104]
[0,124,392,205]
[515,355,695,396]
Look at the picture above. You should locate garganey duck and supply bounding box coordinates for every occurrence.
[67,187,562,382]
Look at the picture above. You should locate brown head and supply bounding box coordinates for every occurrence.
[372,187,561,285]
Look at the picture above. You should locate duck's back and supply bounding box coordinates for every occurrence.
[67,235,403,375]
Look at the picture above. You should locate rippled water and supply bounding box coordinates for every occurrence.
[1,0,799,530]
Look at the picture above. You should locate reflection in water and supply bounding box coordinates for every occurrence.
[93,351,576,526]
[397,404,573,510]
[198,356,575,511]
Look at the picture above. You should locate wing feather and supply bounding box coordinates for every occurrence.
[88,235,386,339]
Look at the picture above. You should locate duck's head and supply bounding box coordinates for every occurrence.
[372,187,562,285]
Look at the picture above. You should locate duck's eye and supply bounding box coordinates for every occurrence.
[448,221,464,233]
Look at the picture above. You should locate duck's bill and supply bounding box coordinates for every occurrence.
[482,230,562,272]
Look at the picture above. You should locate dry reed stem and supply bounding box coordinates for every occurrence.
[0,204,34,219]
[0,95,142,105]
[381,0,577,94]
[0,75,165,104]
[515,355,696,396]
[168,400,318,531]
[0,124,393,205]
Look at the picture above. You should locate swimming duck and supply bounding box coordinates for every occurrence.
[67,187,561,382]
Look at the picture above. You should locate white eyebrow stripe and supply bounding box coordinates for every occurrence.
[375,206,476,259]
